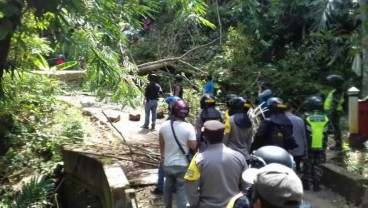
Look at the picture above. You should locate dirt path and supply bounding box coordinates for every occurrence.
[58,93,358,208]
[58,94,165,207]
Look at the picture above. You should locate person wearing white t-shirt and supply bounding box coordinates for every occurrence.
[159,100,197,208]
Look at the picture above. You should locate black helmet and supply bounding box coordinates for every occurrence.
[249,145,294,169]
[326,74,344,88]
[261,80,272,89]
[305,96,323,111]
[175,75,183,82]
[228,97,251,114]
[225,94,238,107]
[200,94,216,109]
[171,100,190,118]
[267,97,287,112]
[148,73,158,82]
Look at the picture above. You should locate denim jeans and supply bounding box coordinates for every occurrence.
[157,164,164,191]
[157,163,178,192]
[144,100,158,127]
[163,165,188,208]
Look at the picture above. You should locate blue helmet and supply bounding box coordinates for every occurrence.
[165,96,181,105]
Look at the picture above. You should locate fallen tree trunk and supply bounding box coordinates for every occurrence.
[133,38,220,74]
[32,38,220,79]
[137,59,178,74]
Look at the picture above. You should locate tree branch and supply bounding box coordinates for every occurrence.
[178,60,206,73]
[180,38,220,59]
[136,38,220,74]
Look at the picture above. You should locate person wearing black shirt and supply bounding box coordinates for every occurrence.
[142,74,162,130]
[173,75,184,99]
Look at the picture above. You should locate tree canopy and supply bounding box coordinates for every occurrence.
[0,0,366,105]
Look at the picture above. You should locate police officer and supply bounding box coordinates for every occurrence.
[251,97,297,152]
[185,120,247,208]
[223,94,239,134]
[303,96,330,192]
[324,74,345,150]
[227,146,312,208]
[195,94,223,151]
[224,97,253,161]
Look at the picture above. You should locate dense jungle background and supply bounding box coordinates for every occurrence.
[1,0,368,206]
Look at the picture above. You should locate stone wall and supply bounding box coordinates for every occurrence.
[322,163,368,206]
[62,149,137,208]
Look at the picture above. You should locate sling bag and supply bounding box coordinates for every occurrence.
[170,119,193,163]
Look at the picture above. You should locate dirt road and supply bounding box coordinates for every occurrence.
[59,94,358,208]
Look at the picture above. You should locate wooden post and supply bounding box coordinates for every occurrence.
[347,87,360,134]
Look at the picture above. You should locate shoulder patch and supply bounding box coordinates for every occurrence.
[184,153,201,181]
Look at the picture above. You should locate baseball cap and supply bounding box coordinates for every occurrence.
[242,163,303,207]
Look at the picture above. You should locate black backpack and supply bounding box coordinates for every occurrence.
[200,108,223,123]
[271,123,298,150]
[198,108,223,151]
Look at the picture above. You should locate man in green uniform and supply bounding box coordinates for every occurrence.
[303,96,330,192]
[323,74,345,150]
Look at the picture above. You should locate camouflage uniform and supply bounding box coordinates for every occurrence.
[323,89,345,149]
[302,111,329,191]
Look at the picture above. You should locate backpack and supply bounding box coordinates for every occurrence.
[200,108,223,123]
[198,108,223,151]
[271,123,298,150]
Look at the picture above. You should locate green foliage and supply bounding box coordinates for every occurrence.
[130,40,158,64]
[0,72,84,205]
[343,151,368,178]
[1,0,216,106]
[6,11,55,73]
[0,72,59,114]
[31,54,77,71]
[169,0,216,29]
[184,87,201,123]
[0,0,24,40]
[195,0,360,108]
[203,27,261,101]
[12,176,54,208]
[273,28,359,107]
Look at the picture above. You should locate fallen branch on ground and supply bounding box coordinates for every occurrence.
[72,150,159,166]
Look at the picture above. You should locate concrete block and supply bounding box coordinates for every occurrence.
[322,163,368,206]
[62,149,138,208]
[104,164,131,208]
[360,186,368,208]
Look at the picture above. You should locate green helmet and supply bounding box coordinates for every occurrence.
[305,96,323,111]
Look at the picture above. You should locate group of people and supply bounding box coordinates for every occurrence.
[140,73,346,208]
